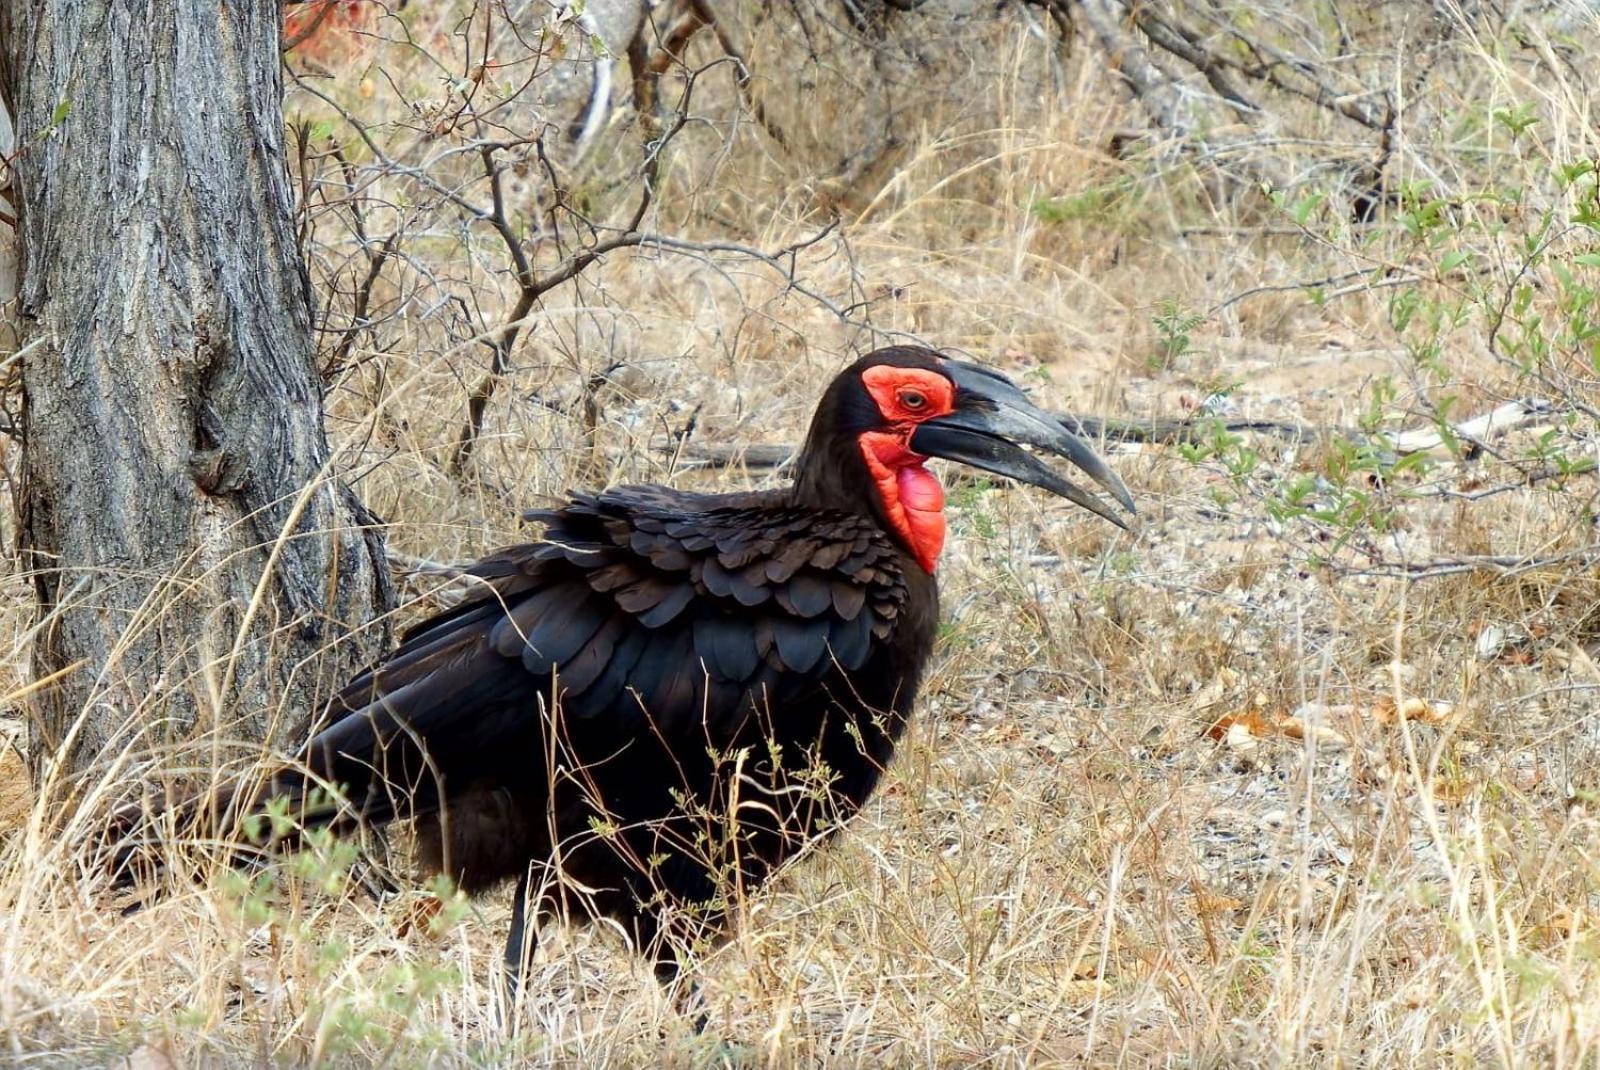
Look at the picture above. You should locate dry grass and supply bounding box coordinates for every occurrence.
[5,1,1600,1066]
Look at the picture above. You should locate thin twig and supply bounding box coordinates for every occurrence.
[687,0,789,149]
[1210,270,1413,314]
[1126,8,1259,114]
[282,0,339,54]
[1198,12,1389,129]
[1410,460,1599,501]
[1335,549,1600,580]
[386,552,473,580]
[324,232,399,380]
[450,62,698,471]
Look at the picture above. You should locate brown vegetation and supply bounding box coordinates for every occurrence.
[3,1,1600,1065]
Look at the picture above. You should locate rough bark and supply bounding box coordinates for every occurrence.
[1,96,15,305]
[0,2,392,774]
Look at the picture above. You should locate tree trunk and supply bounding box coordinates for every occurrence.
[0,2,392,775]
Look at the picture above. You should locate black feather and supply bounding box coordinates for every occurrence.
[647,546,694,571]
[522,592,608,670]
[727,567,770,607]
[830,579,867,620]
[784,573,833,618]
[635,582,695,628]
[576,621,651,715]
[699,557,735,599]
[561,612,629,694]
[615,576,677,615]
[771,615,829,675]
[487,584,581,660]
[623,628,694,724]
[765,539,818,583]
[588,561,641,592]
[827,610,873,670]
[694,615,760,681]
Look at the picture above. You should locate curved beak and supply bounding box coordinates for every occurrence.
[908,361,1136,529]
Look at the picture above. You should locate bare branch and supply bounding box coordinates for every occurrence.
[450,64,698,471]
[1125,8,1258,114]
[323,231,399,381]
[1076,0,1204,142]
[689,0,790,150]
[282,0,338,54]
[1335,549,1600,580]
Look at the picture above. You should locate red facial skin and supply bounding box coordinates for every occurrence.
[857,365,957,573]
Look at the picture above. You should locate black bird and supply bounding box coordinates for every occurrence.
[116,345,1133,1002]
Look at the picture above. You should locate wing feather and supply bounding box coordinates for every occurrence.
[308,487,908,788]
[772,615,829,675]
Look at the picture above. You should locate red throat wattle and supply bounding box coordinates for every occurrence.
[859,432,946,573]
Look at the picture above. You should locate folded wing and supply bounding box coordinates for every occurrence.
[299,486,909,822]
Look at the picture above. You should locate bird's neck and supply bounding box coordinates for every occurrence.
[791,432,946,574]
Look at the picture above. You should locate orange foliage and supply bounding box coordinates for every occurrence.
[284,0,379,66]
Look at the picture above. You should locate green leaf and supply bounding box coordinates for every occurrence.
[33,97,71,141]
[1556,160,1596,188]
[1492,102,1540,139]
[1290,192,1325,226]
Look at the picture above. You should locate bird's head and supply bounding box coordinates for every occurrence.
[795,346,1135,573]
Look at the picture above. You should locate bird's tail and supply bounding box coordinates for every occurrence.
[101,762,368,892]
[101,643,490,892]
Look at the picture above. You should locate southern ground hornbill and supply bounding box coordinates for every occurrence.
[113,345,1133,1004]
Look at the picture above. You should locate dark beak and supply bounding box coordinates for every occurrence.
[908,361,1135,529]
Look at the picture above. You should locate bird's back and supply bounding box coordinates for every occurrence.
[298,483,938,924]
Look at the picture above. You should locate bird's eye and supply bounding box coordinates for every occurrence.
[899,390,927,411]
